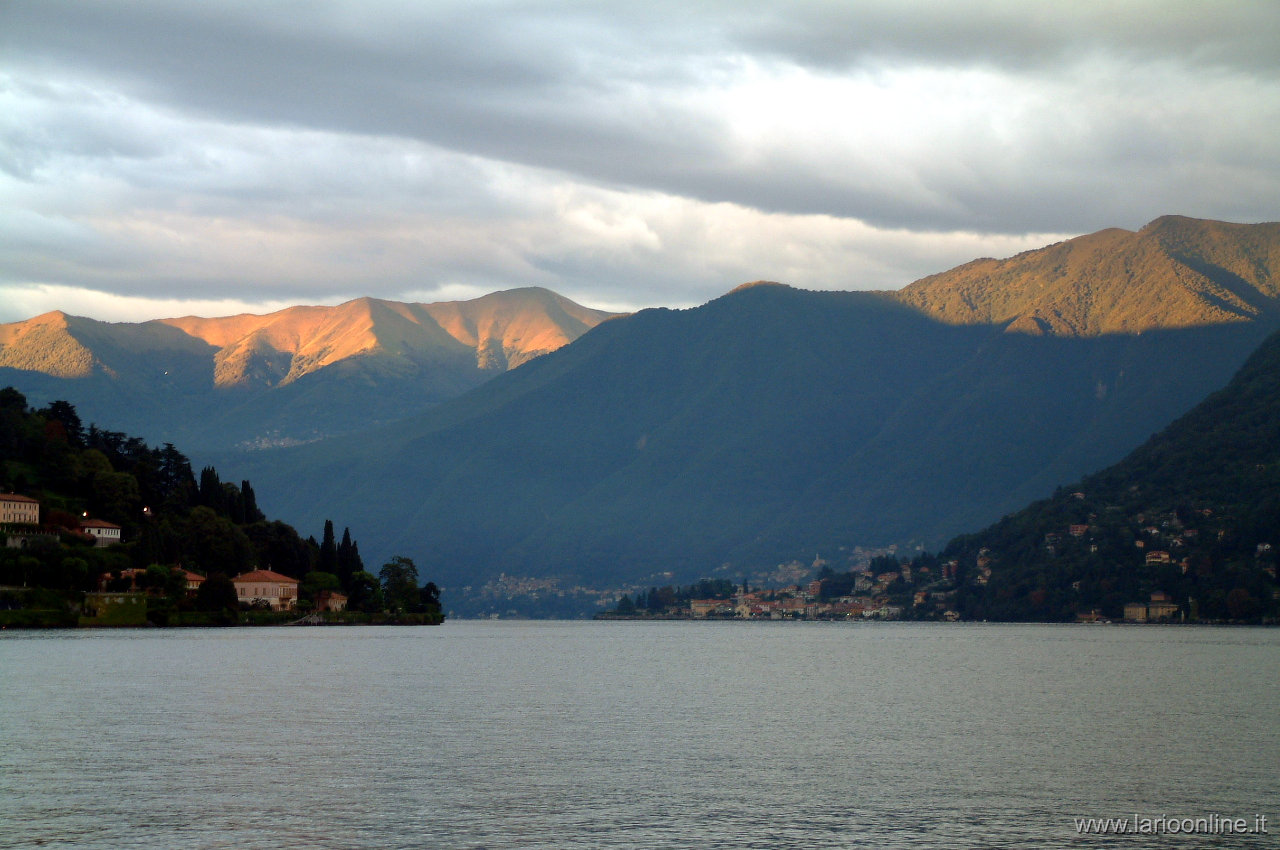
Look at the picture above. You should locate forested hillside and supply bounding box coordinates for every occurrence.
[938,328,1280,622]
[0,388,438,625]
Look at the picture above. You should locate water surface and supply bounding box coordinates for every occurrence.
[1,622,1277,848]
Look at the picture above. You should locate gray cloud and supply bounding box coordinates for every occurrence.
[1,1,1277,320]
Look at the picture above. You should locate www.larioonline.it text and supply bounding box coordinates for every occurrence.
[1073,814,1269,835]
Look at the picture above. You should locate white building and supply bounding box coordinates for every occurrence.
[81,518,123,547]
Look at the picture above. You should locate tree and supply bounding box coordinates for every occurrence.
[420,581,441,611]
[198,467,228,515]
[194,572,239,613]
[319,520,337,576]
[92,470,141,526]
[301,570,341,604]
[243,520,314,579]
[379,556,420,612]
[158,443,195,507]
[0,387,27,413]
[240,480,264,523]
[345,570,382,613]
[336,527,362,589]
[177,506,253,576]
[40,400,84,447]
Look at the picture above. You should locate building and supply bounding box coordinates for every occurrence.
[79,592,148,627]
[1123,601,1149,622]
[232,569,300,610]
[315,590,347,612]
[80,518,122,547]
[179,569,206,597]
[1147,591,1179,620]
[0,493,40,525]
[689,599,717,617]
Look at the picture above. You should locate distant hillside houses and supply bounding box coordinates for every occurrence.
[1,493,126,549]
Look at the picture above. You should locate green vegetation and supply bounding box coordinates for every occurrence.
[606,579,740,617]
[933,327,1280,623]
[0,388,442,626]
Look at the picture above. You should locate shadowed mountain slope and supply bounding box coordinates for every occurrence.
[940,325,1280,622]
[244,274,1280,594]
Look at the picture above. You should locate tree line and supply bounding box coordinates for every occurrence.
[0,389,441,623]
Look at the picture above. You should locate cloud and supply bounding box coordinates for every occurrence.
[0,282,312,325]
[1,1,1277,321]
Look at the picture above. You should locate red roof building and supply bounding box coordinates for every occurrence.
[232,569,300,611]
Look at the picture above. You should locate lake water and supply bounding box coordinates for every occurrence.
[1,622,1277,849]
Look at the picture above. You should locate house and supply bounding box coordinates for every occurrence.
[80,518,122,547]
[1147,591,1179,620]
[99,567,147,591]
[689,599,721,618]
[0,493,40,525]
[1145,550,1172,565]
[315,590,347,612]
[98,566,205,596]
[232,569,300,610]
[1068,524,1089,538]
[179,569,206,596]
[1123,602,1149,622]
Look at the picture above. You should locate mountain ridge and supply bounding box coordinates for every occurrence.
[0,287,619,451]
[895,215,1280,335]
[6,216,1280,613]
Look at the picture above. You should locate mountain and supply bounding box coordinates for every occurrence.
[232,218,1280,607]
[0,288,617,451]
[898,215,1280,334]
[939,325,1280,622]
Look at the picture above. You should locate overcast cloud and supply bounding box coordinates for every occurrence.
[2,1,1279,322]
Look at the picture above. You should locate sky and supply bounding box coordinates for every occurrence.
[2,1,1279,323]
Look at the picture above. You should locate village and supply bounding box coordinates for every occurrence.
[600,556,965,622]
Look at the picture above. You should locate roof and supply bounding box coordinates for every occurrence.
[232,569,299,584]
[179,569,206,582]
[81,518,121,529]
[0,493,39,503]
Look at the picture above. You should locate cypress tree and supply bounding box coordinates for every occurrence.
[336,527,359,588]
[319,519,337,575]
[241,480,264,523]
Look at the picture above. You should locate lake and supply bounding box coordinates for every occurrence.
[1,622,1277,849]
